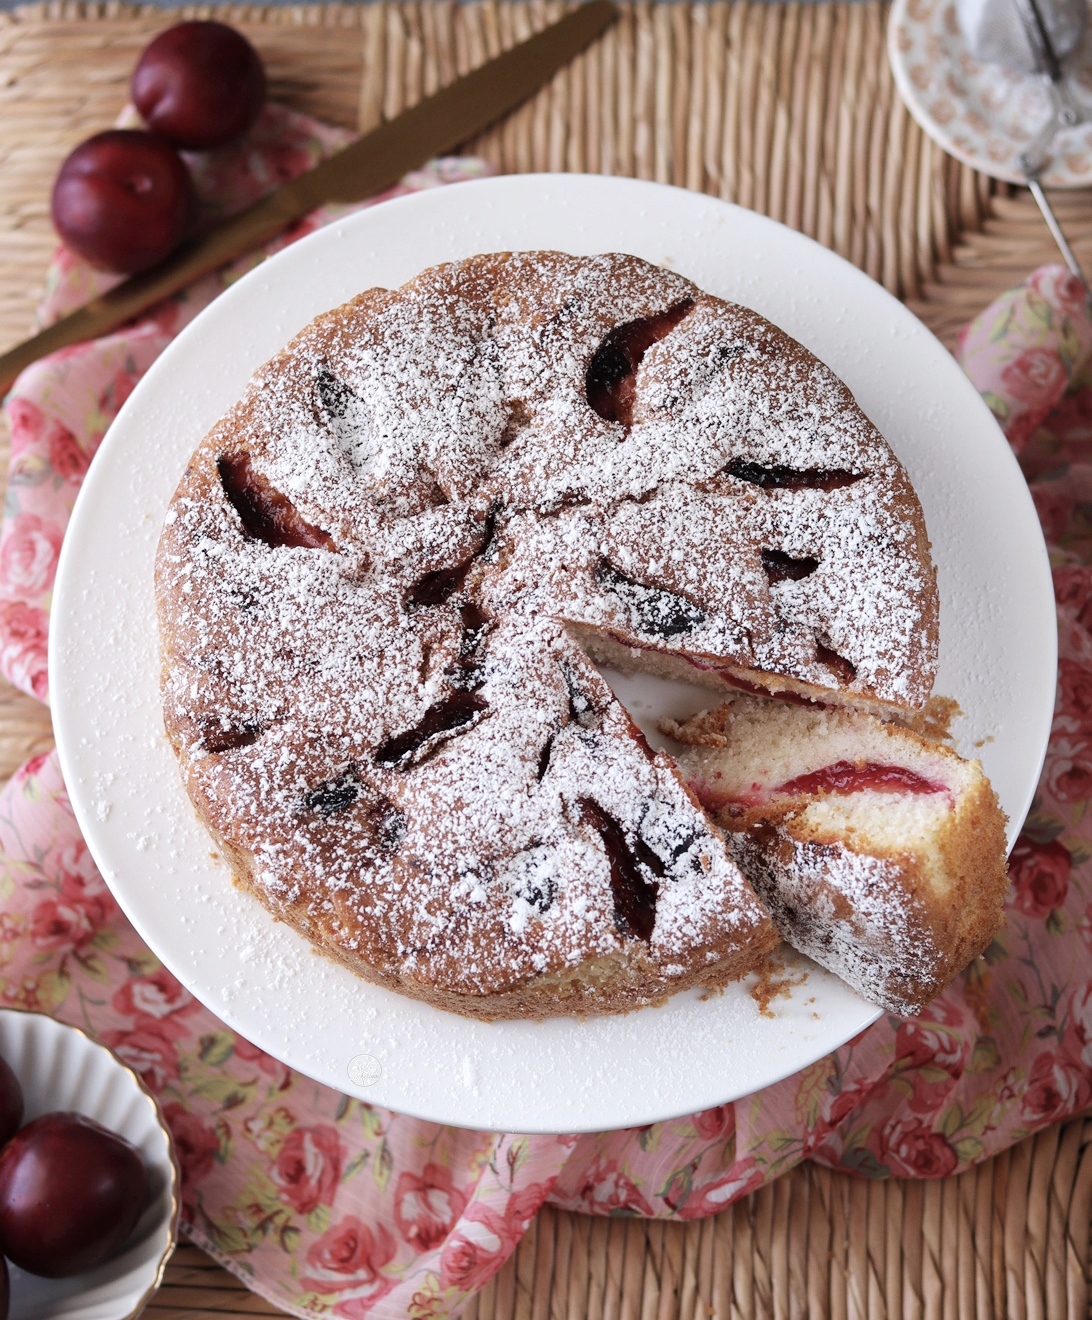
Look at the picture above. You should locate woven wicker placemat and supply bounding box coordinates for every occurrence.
[0,4,1089,1316]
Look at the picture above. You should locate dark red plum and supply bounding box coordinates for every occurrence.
[0,1111,149,1277]
[0,1055,23,1149]
[132,21,266,150]
[51,130,194,273]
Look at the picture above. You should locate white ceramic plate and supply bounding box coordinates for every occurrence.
[51,174,1055,1134]
[0,1010,179,1320]
[889,0,1092,187]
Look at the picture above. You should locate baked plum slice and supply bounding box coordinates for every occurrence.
[579,798,659,942]
[586,300,694,425]
[723,459,864,491]
[218,453,336,550]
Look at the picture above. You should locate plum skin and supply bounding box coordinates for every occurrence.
[132,21,267,151]
[51,130,195,274]
[0,1054,23,1149]
[0,1111,150,1278]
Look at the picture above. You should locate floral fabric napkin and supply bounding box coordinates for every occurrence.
[0,105,1088,1318]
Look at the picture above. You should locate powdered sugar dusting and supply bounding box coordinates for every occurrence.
[730,832,941,1015]
[156,252,938,1010]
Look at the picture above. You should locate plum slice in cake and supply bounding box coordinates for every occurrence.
[669,695,1008,1013]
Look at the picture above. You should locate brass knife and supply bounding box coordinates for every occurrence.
[0,0,616,395]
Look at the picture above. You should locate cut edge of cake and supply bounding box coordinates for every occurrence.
[667,694,1010,1014]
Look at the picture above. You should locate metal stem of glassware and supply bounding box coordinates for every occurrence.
[1026,177,1089,284]
[1013,0,1090,294]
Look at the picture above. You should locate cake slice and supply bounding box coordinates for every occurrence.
[669,695,1009,1013]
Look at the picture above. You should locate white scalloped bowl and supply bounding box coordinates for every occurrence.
[0,1010,179,1320]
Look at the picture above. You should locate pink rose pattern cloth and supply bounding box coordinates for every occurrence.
[0,99,1088,1312]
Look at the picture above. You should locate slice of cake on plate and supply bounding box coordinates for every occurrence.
[669,694,1008,1014]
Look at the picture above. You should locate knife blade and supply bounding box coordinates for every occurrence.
[0,0,616,395]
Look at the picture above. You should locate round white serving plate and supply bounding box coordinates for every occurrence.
[51,174,1055,1134]
[0,1009,179,1320]
[889,0,1092,187]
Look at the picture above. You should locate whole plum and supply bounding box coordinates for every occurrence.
[132,21,267,151]
[0,1054,23,1148]
[51,130,195,274]
[0,1111,149,1278]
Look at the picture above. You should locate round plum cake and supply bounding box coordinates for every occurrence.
[156,251,1003,1020]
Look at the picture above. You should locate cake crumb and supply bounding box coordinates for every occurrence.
[750,953,806,1017]
[900,694,961,744]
